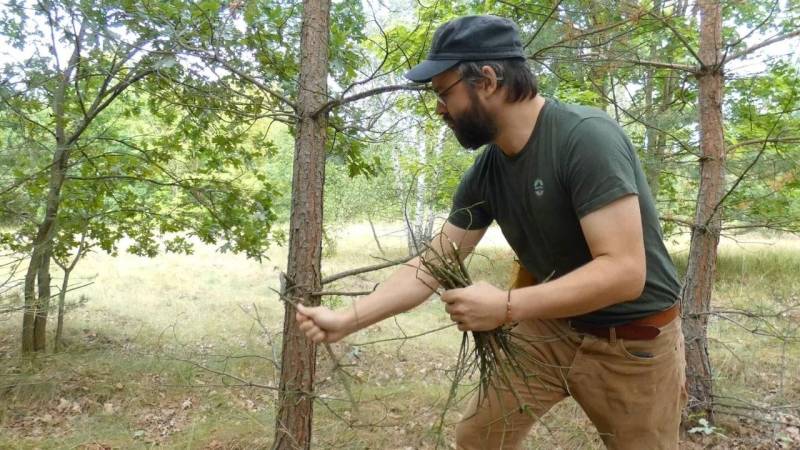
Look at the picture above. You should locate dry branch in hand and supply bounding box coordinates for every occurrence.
[321,254,417,285]
[418,238,544,440]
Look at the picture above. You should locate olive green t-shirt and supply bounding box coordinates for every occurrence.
[449,98,680,326]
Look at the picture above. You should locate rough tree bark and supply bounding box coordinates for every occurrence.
[681,0,724,419]
[272,0,330,447]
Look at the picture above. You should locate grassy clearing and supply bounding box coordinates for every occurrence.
[0,225,798,449]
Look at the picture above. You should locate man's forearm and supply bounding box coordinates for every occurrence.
[509,195,647,322]
[511,255,645,322]
[338,256,440,334]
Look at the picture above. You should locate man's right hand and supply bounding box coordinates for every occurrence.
[295,304,350,343]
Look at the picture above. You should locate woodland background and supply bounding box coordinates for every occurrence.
[0,0,799,448]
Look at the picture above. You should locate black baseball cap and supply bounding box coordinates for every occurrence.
[404,15,525,83]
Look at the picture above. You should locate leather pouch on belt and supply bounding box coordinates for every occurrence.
[510,260,537,289]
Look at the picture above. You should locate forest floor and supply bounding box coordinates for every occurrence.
[0,223,798,449]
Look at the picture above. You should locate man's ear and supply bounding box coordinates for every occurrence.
[478,65,500,96]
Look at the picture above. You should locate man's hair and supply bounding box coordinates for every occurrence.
[456,58,538,103]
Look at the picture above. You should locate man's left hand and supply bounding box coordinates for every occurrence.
[440,281,507,331]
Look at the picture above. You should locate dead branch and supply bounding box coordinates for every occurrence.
[165,355,283,392]
[722,0,781,56]
[321,253,417,285]
[313,83,428,118]
[727,136,800,152]
[313,288,377,297]
[726,29,800,63]
[238,303,281,374]
[348,323,456,347]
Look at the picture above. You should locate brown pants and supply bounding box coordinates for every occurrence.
[455,317,688,449]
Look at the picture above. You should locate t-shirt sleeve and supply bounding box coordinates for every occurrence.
[448,165,493,230]
[562,118,639,218]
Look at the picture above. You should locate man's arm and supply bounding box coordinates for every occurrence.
[441,195,645,330]
[296,222,486,343]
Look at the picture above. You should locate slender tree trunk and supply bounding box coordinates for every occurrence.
[54,234,86,352]
[589,13,611,110]
[642,0,680,201]
[367,215,385,255]
[409,128,428,255]
[33,250,52,351]
[21,10,77,353]
[407,126,447,254]
[643,79,676,201]
[643,11,661,199]
[681,0,724,420]
[422,126,447,240]
[272,0,330,448]
[21,142,69,354]
[389,133,413,254]
[54,266,70,352]
[22,250,43,353]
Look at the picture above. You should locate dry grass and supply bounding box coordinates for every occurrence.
[0,224,798,449]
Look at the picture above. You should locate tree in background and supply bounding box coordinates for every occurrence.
[0,0,281,353]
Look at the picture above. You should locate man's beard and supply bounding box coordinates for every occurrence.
[444,93,498,150]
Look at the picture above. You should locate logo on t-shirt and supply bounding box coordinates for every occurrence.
[533,179,544,197]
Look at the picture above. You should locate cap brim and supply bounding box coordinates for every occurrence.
[404,59,460,83]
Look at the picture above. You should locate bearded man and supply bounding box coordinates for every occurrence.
[296,15,687,450]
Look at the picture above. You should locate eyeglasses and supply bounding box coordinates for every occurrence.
[434,77,463,106]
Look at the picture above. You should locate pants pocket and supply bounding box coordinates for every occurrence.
[616,319,681,363]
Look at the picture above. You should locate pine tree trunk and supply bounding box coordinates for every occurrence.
[681,0,724,420]
[272,0,330,447]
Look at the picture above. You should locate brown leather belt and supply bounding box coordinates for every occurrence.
[570,303,680,341]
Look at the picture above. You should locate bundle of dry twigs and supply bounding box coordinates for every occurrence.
[418,239,537,437]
